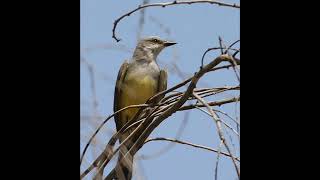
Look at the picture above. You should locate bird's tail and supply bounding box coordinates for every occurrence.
[114,132,134,180]
[114,147,133,180]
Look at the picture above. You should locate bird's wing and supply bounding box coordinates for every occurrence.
[114,61,129,131]
[156,69,168,102]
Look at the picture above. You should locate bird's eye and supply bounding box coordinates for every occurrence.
[153,39,158,43]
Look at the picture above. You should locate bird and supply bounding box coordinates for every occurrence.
[112,36,176,180]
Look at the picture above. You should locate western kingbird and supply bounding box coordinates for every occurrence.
[113,36,176,180]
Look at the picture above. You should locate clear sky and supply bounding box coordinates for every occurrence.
[81,0,240,180]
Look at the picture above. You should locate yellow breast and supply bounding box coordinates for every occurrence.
[121,75,158,120]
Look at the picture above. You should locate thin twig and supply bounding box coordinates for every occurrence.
[224,40,240,54]
[218,36,225,55]
[138,110,190,159]
[112,0,240,42]
[179,96,240,111]
[229,56,240,83]
[214,140,224,180]
[194,106,239,137]
[201,47,238,67]
[192,92,240,178]
[144,137,240,162]
[214,108,240,126]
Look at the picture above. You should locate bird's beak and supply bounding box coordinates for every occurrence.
[164,41,177,47]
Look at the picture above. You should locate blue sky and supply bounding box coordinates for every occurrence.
[81,0,240,179]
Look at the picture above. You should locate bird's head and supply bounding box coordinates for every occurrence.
[133,36,176,61]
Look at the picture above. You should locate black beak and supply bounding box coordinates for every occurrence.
[164,41,177,47]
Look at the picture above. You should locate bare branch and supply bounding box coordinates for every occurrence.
[137,110,190,159]
[214,140,224,180]
[112,0,240,42]
[201,41,240,67]
[192,92,240,178]
[213,108,240,126]
[144,137,240,162]
[179,96,240,111]
[224,40,240,54]
[194,106,239,137]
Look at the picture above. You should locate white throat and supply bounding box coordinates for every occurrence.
[132,46,161,62]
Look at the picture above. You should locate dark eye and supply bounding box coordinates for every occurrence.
[153,39,159,43]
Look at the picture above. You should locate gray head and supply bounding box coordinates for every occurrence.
[132,36,176,61]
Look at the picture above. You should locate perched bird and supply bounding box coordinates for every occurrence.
[113,36,176,180]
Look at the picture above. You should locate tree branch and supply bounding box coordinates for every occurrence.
[112,0,240,42]
[144,137,240,162]
[192,92,240,178]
